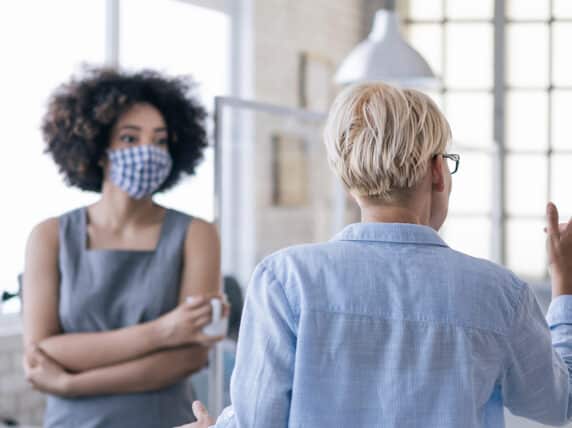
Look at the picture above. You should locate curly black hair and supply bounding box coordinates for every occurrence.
[42,67,208,192]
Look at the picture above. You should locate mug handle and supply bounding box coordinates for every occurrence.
[210,298,222,323]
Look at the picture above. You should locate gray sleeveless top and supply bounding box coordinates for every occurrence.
[44,207,195,428]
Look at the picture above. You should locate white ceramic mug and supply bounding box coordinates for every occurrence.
[186,296,229,337]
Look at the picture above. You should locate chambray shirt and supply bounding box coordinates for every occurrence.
[214,223,572,427]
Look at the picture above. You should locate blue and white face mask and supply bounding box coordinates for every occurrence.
[108,145,173,199]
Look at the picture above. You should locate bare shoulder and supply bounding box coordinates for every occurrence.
[186,217,220,248]
[27,217,59,250]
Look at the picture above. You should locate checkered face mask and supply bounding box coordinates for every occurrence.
[108,145,173,199]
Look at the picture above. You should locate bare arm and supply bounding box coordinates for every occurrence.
[75,218,224,393]
[26,217,223,395]
[22,219,166,372]
[26,343,209,396]
[66,345,209,396]
[181,218,222,300]
[23,218,215,373]
[37,324,167,373]
[22,218,61,352]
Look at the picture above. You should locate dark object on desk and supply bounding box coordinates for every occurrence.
[1,290,18,303]
[1,274,22,306]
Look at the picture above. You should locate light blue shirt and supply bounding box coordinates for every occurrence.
[214,223,572,427]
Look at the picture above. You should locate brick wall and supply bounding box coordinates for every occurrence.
[253,0,363,107]
[250,0,366,263]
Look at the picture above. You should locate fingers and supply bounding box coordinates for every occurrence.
[565,216,572,238]
[543,223,568,234]
[189,304,213,320]
[185,296,207,309]
[181,301,214,320]
[196,333,226,346]
[192,400,207,420]
[192,401,214,424]
[222,303,231,318]
[547,202,561,257]
[193,315,213,329]
[547,202,560,236]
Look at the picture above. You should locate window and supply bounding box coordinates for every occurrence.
[404,0,495,262]
[0,0,230,314]
[404,0,571,282]
[0,0,106,314]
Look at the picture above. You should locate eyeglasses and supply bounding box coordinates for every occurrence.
[440,153,460,175]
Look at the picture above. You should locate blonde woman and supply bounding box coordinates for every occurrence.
[182,83,572,428]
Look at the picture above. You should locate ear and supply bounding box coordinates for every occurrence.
[431,156,446,193]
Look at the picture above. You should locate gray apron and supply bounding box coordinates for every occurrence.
[44,207,195,428]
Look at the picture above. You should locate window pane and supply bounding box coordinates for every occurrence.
[554,0,572,19]
[446,0,493,19]
[507,219,546,280]
[441,217,491,260]
[552,90,572,150]
[445,24,493,89]
[407,24,443,76]
[0,0,104,312]
[121,0,230,109]
[506,91,548,150]
[448,152,493,215]
[406,0,443,20]
[155,148,215,221]
[551,154,572,217]
[506,155,548,216]
[445,92,493,147]
[507,0,550,20]
[507,24,549,87]
[553,23,572,87]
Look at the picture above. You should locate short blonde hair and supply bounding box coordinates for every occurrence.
[323,82,451,200]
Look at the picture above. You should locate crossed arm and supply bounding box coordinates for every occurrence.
[22,216,221,397]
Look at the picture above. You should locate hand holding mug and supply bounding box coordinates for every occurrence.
[186,296,230,337]
[157,296,228,348]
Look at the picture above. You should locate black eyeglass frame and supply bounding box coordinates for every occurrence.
[438,153,460,175]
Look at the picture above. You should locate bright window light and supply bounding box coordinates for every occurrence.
[0,0,229,314]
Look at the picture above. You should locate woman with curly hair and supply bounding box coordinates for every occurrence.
[21,68,226,428]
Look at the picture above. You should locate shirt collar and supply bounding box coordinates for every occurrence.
[332,222,448,248]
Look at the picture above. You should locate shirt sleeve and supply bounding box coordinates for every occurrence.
[213,262,297,428]
[501,285,572,425]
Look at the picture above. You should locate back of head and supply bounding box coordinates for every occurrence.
[323,82,451,201]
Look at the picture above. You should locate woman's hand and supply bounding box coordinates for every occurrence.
[175,401,215,428]
[546,202,572,297]
[156,297,229,348]
[23,346,72,397]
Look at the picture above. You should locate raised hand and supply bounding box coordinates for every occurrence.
[546,202,572,297]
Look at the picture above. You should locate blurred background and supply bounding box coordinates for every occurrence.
[0,1,570,427]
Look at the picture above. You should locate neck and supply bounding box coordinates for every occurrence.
[360,205,426,225]
[357,191,433,227]
[92,181,158,229]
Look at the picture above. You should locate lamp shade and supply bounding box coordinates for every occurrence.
[335,9,438,88]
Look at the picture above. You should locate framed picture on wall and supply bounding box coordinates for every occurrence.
[298,51,336,113]
[271,132,309,207]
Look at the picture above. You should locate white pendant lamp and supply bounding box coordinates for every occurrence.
[335,9,439,88]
